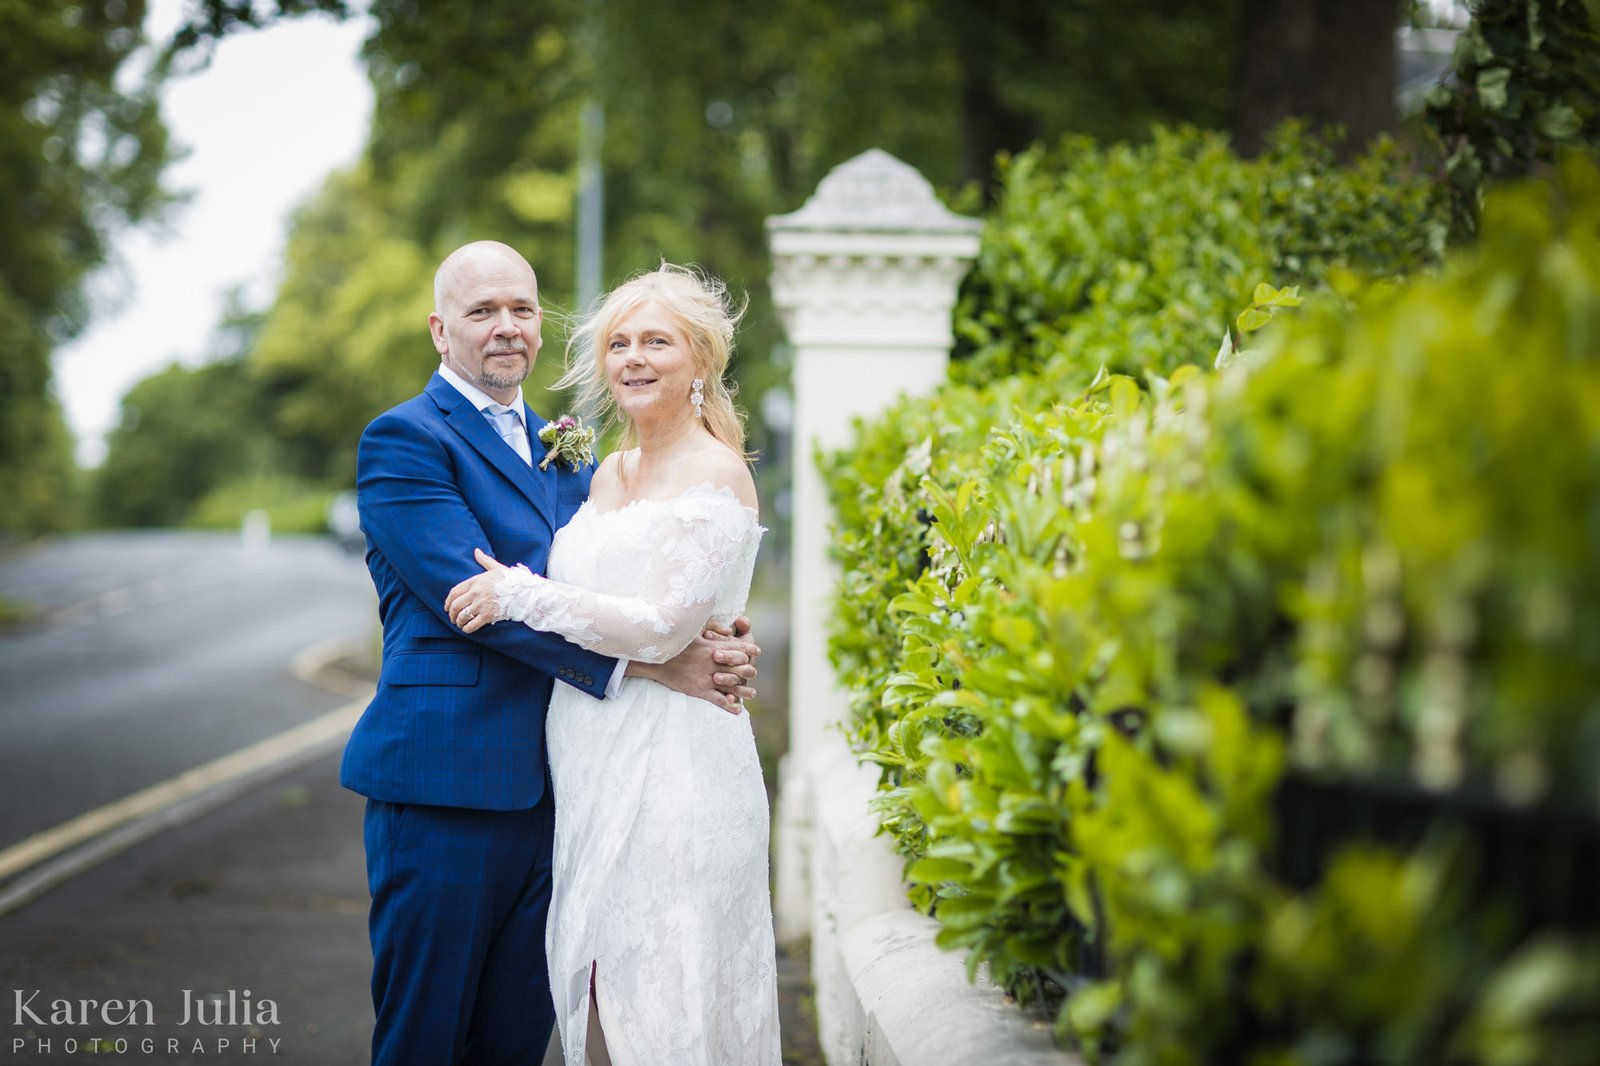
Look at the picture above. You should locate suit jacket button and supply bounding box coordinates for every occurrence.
[583,675,592,686]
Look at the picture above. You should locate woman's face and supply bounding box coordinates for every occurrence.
[604,299,699,426]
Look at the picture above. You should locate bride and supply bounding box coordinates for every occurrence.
[444,264,781,1065]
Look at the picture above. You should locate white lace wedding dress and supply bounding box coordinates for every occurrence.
[491,482,781,1066]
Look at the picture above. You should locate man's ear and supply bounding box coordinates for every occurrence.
[428,312,448,355]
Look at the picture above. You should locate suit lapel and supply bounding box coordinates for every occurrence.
[426,374,557,528]
[523,403,548,470]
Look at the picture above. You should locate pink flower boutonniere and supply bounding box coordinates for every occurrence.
[537,414,597,472]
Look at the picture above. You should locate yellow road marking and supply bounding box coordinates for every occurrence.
[0,699,364,885]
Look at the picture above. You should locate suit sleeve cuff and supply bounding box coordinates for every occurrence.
[603,657,629,699]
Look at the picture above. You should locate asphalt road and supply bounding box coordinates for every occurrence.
[0,531,375,851]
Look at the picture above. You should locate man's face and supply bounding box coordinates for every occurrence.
[429,250,543,399]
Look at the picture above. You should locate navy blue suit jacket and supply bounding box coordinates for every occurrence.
[340,372,616,810]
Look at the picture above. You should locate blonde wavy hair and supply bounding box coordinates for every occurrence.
[559,262,751,459]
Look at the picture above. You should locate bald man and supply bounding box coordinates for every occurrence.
[341,242,759,1065]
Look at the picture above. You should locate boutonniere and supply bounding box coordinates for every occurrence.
[537,414,597,472]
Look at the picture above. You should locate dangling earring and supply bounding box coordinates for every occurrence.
[690,377,704,419]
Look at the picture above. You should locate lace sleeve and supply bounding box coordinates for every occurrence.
[491,491,758,663]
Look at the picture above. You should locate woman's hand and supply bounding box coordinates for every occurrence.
[445,548,511,633]
[626,618,759,714]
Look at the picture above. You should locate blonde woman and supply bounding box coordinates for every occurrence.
[445,264,780,1065]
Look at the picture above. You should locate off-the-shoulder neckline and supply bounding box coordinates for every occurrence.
[580,480,760,520]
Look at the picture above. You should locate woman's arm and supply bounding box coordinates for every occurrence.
[445,486,759,663]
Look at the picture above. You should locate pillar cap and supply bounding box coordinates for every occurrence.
[767,149,982,236]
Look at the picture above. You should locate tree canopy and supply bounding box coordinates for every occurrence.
[1,0,174,533]
[195,0,1247,508]
[38,0,1570,530]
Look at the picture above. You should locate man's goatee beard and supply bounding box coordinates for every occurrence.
[478,355,529,391]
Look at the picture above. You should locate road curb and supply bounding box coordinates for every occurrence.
[289,631,379,695]
[0,635,375,917]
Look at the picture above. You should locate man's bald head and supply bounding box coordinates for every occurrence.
[434,240,536,315]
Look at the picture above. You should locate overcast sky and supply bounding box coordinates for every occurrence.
[56,0,374,467]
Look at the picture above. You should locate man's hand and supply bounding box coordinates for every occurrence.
[630,616,761,714]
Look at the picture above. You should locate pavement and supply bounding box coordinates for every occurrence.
[0,633,822,1066]
[0,751,375,1064]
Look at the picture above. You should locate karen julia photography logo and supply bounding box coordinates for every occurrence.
[11,988,283,1057]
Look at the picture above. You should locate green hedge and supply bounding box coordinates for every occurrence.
[823,147,1600,1063]
[950,124,1446,389]
[1423,0,1600,239]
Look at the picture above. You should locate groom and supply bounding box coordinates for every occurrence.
[341,240,759,1065]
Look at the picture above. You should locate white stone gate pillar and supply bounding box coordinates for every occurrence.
[767,149,980,943]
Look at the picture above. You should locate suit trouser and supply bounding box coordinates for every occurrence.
[364,794,556,1066]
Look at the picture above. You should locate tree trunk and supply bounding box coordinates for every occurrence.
[952,0,1044,195]
[1233,0,1399,157]
[960,68,1036,193]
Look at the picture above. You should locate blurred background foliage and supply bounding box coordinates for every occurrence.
[5,0,1475,536]
[1424,0,1600,237]
[0,0,173,534]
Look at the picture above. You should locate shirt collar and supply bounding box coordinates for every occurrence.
[437,362,526,418]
